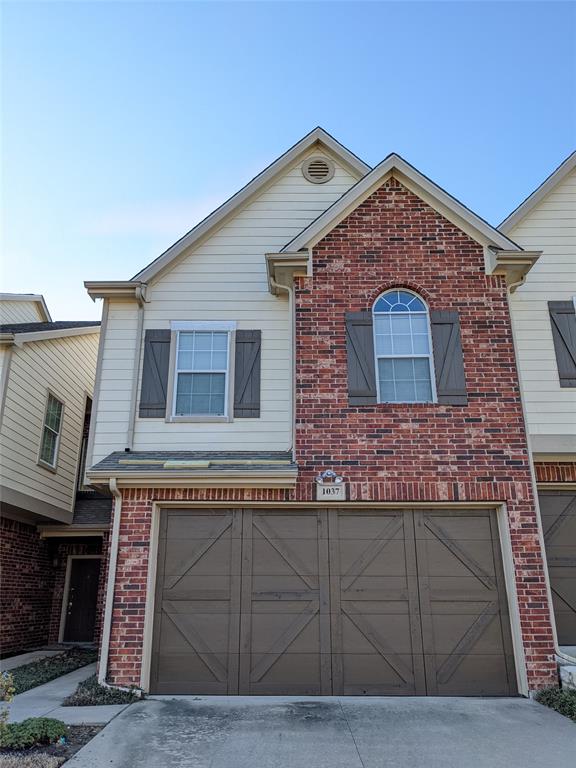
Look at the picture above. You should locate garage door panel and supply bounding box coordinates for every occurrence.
[336,513,405,540]
[340,612,417,654]
[425,578,500,602]
[252,512,322,539]
[246,610,321,653]
[337,540,412,576]
[339,599,411,615]
[165,510,238,539]
[251,538,321,575]
[539,492,576,646]
[426,654,515,696]
[414,515,493,540]
[426,611,508,655]
[162,538,237,579]
[421,540,496,578]
[340,653,421,695]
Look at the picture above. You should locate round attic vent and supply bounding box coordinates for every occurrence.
[302,155,335,184]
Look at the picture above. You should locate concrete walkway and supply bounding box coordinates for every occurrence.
[6,663,130,725]
[0,649,62,671]
[65,695,576,768]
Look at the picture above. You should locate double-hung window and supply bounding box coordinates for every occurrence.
[39,393,64,468]
[373,290,436,403]
[171,321,235,419]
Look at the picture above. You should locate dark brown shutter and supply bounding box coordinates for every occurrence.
[139,329,171,418]
[234,330,261,417]
[430,310,467,405]
[346,312,377,405]
[549,301,576,387]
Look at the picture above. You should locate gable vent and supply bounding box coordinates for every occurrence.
[302,155,335,184]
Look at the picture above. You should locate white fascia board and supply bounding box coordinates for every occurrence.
[86,469,298,489]
[499,151,576,233]
[283,154,523,254]
[0,294,51,321]
[131,127,371,284]
[13,326,100,346]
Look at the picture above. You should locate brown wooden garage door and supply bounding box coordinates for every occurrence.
[539,491,576,646]
[150,508,517,696]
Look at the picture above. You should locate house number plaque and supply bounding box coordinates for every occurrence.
[315,469,346,501]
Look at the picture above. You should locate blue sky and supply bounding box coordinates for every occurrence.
[2,1,575,320]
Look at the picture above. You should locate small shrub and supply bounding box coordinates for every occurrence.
[0,754,65,768]
[0,718,67,750]
[63,675,139,706]
[535,686,576,722]
[0,673,15,730]
[10,648,97,695]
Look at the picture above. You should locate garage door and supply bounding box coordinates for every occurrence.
[539,491,576,646]
[150,508,517,696]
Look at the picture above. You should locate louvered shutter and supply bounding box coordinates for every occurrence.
[549,301,576,387]
[430,311,468,405]
[139,329,171,417]
[234,330,261,417]
[346,312,377,405]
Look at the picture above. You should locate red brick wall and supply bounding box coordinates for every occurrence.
[103,177,557,692]
[0,517,53,655]
[535,462,576,484]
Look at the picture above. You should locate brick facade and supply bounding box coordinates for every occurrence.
[103,178,557,692]
[535,462,576,484]
[0,517,53,655]
[0,514,107,656]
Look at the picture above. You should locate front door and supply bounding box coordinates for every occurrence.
[63,557,101,643]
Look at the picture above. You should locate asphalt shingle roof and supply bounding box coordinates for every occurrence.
[72,492,112,526]
[91,451,296,473]
[0,321,100,334]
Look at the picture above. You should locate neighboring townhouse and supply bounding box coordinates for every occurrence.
[501,152,576,657]
[0,294,111,657]
[85,128,558,698]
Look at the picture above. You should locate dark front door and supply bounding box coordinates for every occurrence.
[63,558,101,642]
[151,508,517,696]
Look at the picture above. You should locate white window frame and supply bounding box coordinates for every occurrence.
[372,289,437,404]
[38,390,65,471]
[166,321,236,423]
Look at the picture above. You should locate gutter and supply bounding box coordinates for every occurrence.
[268,274,296,462]
[98,478,122,686]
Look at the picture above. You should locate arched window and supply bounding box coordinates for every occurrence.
[372,289,436,403]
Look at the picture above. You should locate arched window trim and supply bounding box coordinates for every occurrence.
[372,289,437,404]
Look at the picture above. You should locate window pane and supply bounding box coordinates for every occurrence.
[179,332,194,350]
[194,332,212,351]
[176,373,226,416]
[377,357,432,403]
[178,331,229,372]
[192,351,212,370]
[395,378,417,402]
[416,378,433,401]
[45,396,63,432]
[177,350,194,369]
[212,332,228,351]
[410,315,428,333]
[212,351,228,369]
[391,315,410,334]
[393,358,413,379]
[40,428,57,465]
[413,358,430,378]
[412,334,429,354]
[375,334,393,355]
[392,334,412,355]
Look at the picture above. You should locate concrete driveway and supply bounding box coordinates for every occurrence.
[66,695,576,768]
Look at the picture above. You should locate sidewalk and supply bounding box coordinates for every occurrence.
[6,663,131,725]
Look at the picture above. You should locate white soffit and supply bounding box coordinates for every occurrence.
[131,127,371,284]
[499,151,576,233]
[283,154,523,254]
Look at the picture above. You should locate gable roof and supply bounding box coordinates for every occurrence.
[0,293,51,322]
[0,321,100,334]
[499,151,576,233]
[131,127,371,283]
[283,153,523,254]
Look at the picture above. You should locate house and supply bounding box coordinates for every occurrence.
[84,128,559,697]
[0,293,110,657]
[501,152,576,658]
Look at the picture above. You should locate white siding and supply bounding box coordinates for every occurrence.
[0,332,99,517]
[91,149,360,462]
[0,299,45,325]
[508,168,576,440]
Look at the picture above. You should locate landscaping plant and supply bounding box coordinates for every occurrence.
[63,675,140,706]
[0,718,67,750]
[535,687,576,722]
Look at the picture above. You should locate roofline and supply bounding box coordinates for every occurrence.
[85,281,147,304]
[130,127,371,284]
[499,150,576,233]
[0,294,51,322]
[86,468,298,489]
[11,325,100,346]
[283,153,523,254]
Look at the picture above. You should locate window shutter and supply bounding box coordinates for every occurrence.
[346,312,377,405]
[430,310,468,405]
[234,330,261,417]
[139,329,171,418]
[549,301,576,387]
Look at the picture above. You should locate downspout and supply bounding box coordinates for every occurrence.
[269,276,296,461]
[98,478,123,686]
[126,287,146,450]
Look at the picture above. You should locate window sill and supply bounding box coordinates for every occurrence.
[166,415,231,424]
[37,459,58,474]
